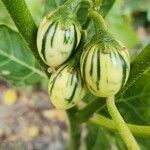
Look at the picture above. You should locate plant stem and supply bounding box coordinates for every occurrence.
[1,0,49,76]
[89,10,107,34]
[106,96,140,150]
[90,114,150,138]
[67,108,81,150]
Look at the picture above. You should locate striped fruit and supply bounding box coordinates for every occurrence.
[37,14,81,68]
[48,63,87,109]
[80,42,130,97]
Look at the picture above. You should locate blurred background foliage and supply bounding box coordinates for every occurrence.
[0,0,150,149]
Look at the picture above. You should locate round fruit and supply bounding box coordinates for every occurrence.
[48,64,87,109]
[37,13,81,68]
[80,42,130,97]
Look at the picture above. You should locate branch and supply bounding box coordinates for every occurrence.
[1,0,49,76]
[67,108,81,150]
[90,114,150,138]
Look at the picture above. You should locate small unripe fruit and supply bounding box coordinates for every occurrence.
[80,42,130,97]
[37,13,81,68]
[48,64,87,109]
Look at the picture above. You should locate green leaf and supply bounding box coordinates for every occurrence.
[99,0,115,17]
[106,0,140,49]
[0,25,46,86]
[120,44,150,96]
[43,0,65,13]
[85,122,126,150]
[108,22,140,49]
[115,69,150,125]
[148,9,150,22]
[0,1,16,29]
[85,123,110,150]
[25,0,45,25]
[137,138,150,150]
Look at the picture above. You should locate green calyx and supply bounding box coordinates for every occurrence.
[44,0,93,33]
[48,0,93,23]
[44,11,76,29]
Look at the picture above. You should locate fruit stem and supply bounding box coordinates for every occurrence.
[62,0,93,18]
[89,10,107,35]
[106,96,140,150]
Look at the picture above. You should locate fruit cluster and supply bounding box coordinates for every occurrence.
[37,0,130,109]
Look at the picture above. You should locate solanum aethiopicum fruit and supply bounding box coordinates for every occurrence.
[37,13,81,68]
[80,11,130,97]
[48,62,87,109]
[80,41,130,97]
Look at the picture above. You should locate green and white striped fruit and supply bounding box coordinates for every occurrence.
[48,63,87,109]
[37,13,81,68]
[80,42,130,97]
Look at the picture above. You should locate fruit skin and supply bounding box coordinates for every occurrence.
[48,63,87,110]
[37,13,81,68]
[80,41,130,97]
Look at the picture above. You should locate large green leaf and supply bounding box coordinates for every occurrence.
[0,25,46,86]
